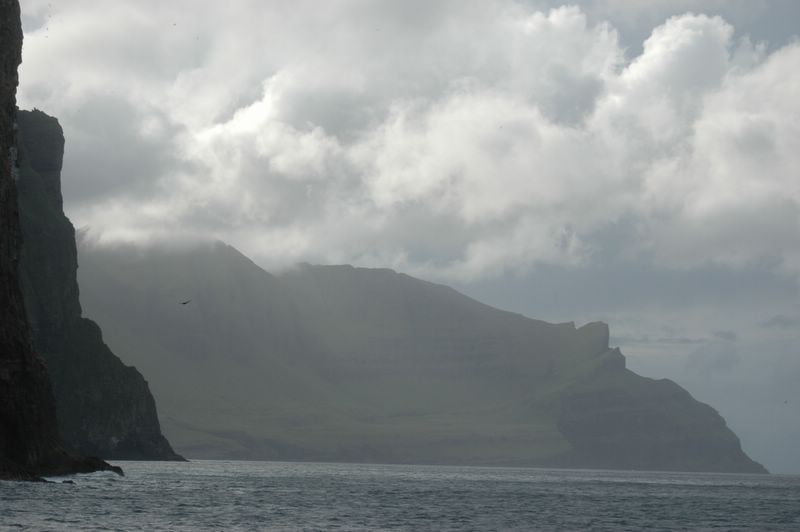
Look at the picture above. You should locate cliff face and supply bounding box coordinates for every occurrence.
[0,0,120,480]
[77,242,767,473]
[555,366,766,473]
[16,110,182,461]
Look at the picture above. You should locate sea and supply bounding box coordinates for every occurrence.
[2,460,799,531]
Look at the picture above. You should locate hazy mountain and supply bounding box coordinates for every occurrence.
[16,109,181,461]
[77,241,766,473]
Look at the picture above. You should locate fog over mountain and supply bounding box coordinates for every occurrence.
[17,1,800,472]
[76,240,765,473]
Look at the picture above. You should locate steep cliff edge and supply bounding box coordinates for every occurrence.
[16,109,182,461]
[555,362,767,473]
[530,322,766,472]
[0,0,121,480]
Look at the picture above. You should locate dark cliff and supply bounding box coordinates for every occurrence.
[0,0,120,480]
[16,109,182,461]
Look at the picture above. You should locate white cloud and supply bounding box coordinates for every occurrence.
[17,2,800,280]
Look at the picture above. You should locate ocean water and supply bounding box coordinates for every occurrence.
[2,460,799,531]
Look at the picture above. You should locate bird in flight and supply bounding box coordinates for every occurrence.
[181,299,192,305]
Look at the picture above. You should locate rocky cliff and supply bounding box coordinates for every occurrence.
[0,0,120,480]
[16,109,182,461]
[77,242,767,473]
[555,364,766,472]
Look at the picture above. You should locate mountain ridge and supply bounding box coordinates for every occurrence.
[77,240,766,473]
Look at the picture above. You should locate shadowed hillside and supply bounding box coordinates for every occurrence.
[77,241,766,473]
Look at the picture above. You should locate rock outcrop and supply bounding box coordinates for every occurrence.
[0,0,121,480]
[16,109,182,461]
[77,242,767,473]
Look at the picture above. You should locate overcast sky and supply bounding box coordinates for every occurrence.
[18,0,800,472]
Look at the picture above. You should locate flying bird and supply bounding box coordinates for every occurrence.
[181,299,192,305]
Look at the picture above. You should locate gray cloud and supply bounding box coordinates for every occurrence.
[18,1,800,280]
[559,0,800,55]
[58,95,190,206]
[761,314,800,330]
[713,330,737,342]
[611,335,705,346]
[684,341,742,379]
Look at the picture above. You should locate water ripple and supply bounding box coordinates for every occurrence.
[2,461,798,531]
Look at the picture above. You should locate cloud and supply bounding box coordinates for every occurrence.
[17,2,800,281]
[684,341,742,379]
[713,330,737,342]
[761,314,800,329]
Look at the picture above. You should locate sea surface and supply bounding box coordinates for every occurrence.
[2,460,799,531]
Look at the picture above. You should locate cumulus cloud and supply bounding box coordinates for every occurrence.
[18,1,800,280]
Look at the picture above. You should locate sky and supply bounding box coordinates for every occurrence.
[17,0,800,472]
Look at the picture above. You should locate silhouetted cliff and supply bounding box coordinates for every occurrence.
[16,109,182,461]
[0,0,120,480]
